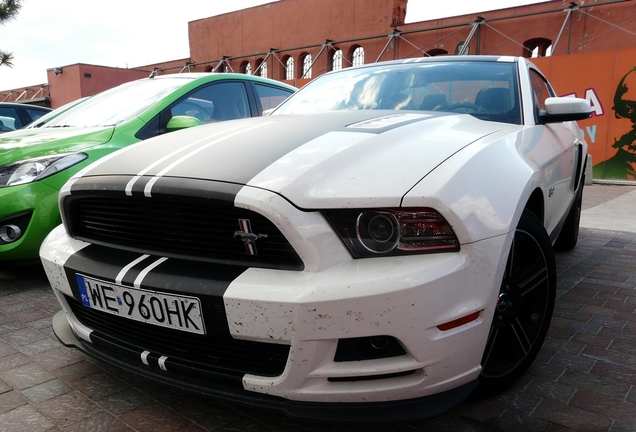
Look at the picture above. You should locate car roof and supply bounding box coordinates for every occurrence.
[0,102,51,110]
[148,72,296,90]
[343,55,521,70]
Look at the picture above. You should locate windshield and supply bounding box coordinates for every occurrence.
[26,97,89,128]
[273,61,521,124]
[43,77,195,128]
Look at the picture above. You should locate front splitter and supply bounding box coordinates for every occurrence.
[52,310,478,424]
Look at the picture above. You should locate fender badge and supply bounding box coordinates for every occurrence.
[234,219,268,255]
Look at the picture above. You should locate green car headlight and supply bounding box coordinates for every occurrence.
[0,153,88,187]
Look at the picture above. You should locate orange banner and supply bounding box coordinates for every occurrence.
[534,48,636,181]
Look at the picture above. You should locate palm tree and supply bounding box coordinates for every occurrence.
[0,0,22,68]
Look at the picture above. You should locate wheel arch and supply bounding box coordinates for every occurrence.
[523,187,545,225]
[476,207,556,396]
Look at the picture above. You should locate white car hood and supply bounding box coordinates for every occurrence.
[82,111,510,208]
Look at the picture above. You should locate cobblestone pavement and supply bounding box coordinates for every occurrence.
[1,184,636,431]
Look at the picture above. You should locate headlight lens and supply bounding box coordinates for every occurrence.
[0,153,88,187]
[324,207,459,257]
[356,211,400,253]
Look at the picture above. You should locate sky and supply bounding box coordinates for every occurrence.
[0,0,547,91]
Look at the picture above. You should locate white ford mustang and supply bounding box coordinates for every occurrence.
[41,56,591,422]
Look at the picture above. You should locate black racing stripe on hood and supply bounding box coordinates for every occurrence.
[69,176,135,195]
[161,111,427,186]
[68,175,243,200]
[81,111,433,188]
[135,177,244,200]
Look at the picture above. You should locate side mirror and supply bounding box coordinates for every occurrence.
[166,115,203,132]
[539,97,592,124]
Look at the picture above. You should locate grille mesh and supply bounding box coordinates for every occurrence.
[65,195,303,270]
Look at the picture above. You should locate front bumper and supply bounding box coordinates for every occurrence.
[42,220,510,421]
[52,309,477,423]
[0,181,61,261]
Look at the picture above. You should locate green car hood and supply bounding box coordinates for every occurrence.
[0,126,115,165]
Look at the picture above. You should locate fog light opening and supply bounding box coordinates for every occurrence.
[334,335,407,362]
[369,336,389,350]
[0,224,22,243]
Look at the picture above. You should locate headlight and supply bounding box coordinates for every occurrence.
[0,153,88,187]
[324,207,459,258]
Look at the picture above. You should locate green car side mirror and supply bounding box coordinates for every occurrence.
[166,115,203,132]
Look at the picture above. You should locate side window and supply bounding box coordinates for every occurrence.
[254,84,294,111]
[136,81,251,140]
[171,81,250,123]
[0,107,21,130]
[529,69,553,111]
[26,108,48,123]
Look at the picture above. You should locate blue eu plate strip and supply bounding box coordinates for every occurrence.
[75,275,91,307]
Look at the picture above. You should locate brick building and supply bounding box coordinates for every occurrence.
[1,0,635,179]
[181,0,634,86]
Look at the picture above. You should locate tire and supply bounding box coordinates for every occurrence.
[476,209,556,396]
[554,182,584,251]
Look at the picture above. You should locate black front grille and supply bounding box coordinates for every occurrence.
[65,195,303,270]
[67,295,290,378]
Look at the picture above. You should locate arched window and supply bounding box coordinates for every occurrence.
[425,49,448,57]
[256,59,267,78]
[241,61,252,75]
[454,41,470,55]
[332,49,343,71]
[352,46,365,67]
[523,38,552,58]
[285,56,294,80]
[302,54,312,78]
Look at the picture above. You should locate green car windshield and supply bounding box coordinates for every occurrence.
[42,77,196,128]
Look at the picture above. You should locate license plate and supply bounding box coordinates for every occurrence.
[75,275,206,335]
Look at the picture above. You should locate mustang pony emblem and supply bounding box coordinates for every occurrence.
[234,219,268,255]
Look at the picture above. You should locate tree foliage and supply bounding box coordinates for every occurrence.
[0,0,22,68]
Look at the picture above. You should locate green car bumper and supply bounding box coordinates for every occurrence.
[0,181,62,261]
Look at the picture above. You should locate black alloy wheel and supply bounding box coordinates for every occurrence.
[477,209,556,396]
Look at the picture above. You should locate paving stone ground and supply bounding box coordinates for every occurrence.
[1,184,636,431]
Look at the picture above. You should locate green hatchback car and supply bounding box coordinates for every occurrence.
[0,73,296,261]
